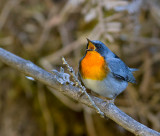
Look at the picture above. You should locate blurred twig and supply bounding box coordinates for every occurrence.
[38,84,54,136]
[83,106,97,136]
[0,48,160,136]
[39,37,85,64]
[48,87,82,112]
[0,0,21,31]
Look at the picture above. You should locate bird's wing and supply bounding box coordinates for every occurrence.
[106,58,136,83]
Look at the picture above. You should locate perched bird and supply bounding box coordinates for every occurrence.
[79,39,137,100]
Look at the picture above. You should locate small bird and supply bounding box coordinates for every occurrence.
[79,39,137,100]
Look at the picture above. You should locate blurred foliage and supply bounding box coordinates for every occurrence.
[0,0,160,136]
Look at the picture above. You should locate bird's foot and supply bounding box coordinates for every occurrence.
[104,98,115,104]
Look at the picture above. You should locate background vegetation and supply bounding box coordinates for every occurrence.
[0,0,160,135]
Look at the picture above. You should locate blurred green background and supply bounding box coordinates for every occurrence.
[0,0,160,136]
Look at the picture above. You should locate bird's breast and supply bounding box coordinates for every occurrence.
[80,51,109,80]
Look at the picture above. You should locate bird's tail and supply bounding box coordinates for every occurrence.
[129,68,138,72]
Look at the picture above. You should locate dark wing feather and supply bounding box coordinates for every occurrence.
[106,58,136,83]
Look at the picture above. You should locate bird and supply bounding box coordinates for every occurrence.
[78,38,137,100]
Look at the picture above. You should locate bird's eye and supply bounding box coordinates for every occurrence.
[95,44,101,49]
[97,45,101,49]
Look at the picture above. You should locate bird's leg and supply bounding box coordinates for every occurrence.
[104,97,115,104]
[108,99,115,103]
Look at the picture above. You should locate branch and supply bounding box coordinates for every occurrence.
[62,57,105,118]
[0,48,159,136]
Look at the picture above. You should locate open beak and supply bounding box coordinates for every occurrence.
[86,38,96,51]
[86,38,92,43]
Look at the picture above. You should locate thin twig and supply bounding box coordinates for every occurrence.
[62,57,105,118]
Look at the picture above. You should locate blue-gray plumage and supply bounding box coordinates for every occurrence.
[79,39,137,99]
[106,58,136,83]
[91,40,137,83]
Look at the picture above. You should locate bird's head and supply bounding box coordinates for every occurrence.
[86,38,112,57]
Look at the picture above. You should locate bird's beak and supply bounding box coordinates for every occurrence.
[86,38,91,43]
[86,38,96,51]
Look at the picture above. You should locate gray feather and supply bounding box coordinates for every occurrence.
[106,58,136,83]
[129,68,138,72]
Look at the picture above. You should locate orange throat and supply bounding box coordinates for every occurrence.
[80,51,109,80]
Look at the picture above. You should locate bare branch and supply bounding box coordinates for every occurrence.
[0,47,159,136]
